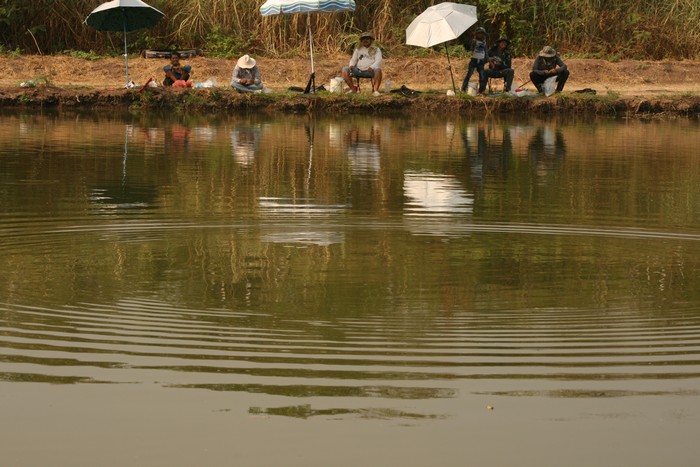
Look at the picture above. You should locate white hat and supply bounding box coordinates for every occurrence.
[237,55,256,69]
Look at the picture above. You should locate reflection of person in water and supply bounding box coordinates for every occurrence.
[230,126,261,166]
[165,124,190,154]
[461,124,514,186]
[345,123,382,174]
[528,126,567,174]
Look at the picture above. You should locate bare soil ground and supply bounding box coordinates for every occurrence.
[2,54,700,96]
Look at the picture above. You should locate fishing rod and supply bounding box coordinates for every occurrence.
[515,79,531,92]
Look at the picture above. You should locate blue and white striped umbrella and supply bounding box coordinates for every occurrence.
[260,0,355,16]
[260,0,356,77]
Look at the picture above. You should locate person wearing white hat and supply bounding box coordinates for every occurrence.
[530,46,569,94]
[341,33,383,95]
[231,55,263,92]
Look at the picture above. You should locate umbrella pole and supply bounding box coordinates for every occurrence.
[444,44,456,94]
[308,15,315,76]
[304,15,316,94]
[123,10,129,87]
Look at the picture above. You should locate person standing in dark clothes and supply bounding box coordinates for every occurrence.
[461,27,487,94]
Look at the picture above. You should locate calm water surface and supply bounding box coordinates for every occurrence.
[1,111,699,466]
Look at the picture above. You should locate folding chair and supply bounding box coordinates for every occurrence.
[354,76,375,93]
[487,77,508,94]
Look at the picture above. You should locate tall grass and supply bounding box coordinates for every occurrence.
[0,0,698,59]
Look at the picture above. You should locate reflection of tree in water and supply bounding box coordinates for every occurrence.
[528,126,567,179]
[230,125,261,166]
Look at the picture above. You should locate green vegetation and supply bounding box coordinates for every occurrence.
[5,87,699,118]
[0,0,698,59]
[61,50,104,61]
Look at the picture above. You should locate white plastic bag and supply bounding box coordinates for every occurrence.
[195,78,216,88]
[543,76,557,96]
[329,77,344,93]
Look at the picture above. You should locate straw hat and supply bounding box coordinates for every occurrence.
[359,32,374,41]
[237,55,256,69]
[538,46,557,58]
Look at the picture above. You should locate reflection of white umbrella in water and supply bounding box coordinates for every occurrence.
[404,172,473,216]
[406,3,478,93]
[260,0,356,93]
[85,0,165,87]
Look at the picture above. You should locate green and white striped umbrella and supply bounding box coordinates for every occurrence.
[85,0,165,86]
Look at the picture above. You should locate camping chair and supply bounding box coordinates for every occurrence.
[354,75,375,93]
[486,60,508,94]
[487,77,508,94]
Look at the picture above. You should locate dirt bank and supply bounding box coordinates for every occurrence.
[1,55,699,116]
[3,54,700,96]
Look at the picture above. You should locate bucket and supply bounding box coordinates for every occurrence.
[330,77,344,93]
[467,83,478,96]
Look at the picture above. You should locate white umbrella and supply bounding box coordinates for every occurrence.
[85,0,165,87]
[260,0,356,93]
[406,3,478,93]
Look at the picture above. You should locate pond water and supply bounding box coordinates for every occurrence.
[1,111,699,466]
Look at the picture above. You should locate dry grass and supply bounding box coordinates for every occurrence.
[1,1,699,60]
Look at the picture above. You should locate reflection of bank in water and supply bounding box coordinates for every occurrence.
[230,125,262,166]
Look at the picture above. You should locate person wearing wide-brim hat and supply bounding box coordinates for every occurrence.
[484,37,515,92]
[341,32,384,96]
[231,54,264,93]
[530,45,570,94]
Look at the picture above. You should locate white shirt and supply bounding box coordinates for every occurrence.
[349,46,382,71]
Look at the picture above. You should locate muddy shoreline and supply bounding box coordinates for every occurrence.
[2,86,699,117]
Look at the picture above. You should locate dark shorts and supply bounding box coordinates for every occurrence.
[343,67,377,78]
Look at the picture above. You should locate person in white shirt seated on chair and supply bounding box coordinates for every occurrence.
[341,32,383,96]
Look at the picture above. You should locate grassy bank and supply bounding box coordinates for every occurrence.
[2,87,700,117]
